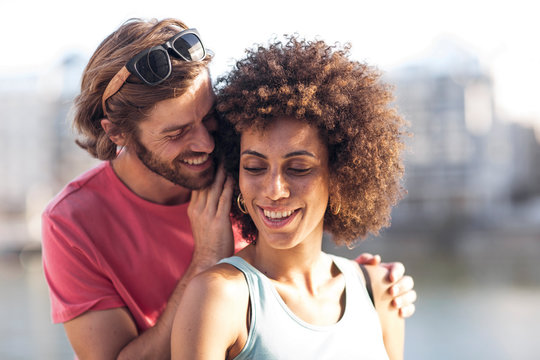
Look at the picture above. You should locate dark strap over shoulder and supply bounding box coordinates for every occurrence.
[359,264,375,307]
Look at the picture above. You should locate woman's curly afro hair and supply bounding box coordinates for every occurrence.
[216,35,407,246]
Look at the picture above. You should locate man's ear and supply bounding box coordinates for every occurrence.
[101,118,127,146]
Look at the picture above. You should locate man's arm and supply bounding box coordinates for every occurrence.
[355,253,417,318]
[362,264,405,360]
[62,169,235,359]
[63,258,215,360]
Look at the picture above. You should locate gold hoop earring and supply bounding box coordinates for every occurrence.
[330,197,341,215]
[237,193,248,214]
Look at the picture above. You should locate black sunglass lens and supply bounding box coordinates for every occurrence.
[135,49,170,84]
[172,33,205,61]
[147,50,171,78]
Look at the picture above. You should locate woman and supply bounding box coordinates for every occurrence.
[171,35,407,359]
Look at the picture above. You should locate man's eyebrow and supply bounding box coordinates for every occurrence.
[240,150,316,159]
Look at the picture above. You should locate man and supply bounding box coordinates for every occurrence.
[42,18,416,359]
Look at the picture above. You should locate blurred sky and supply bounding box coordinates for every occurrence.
[2,0,539,128]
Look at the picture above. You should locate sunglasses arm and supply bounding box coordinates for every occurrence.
[102,66,131,116]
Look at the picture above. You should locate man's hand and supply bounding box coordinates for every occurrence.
[188,166,235,270]
[356,253,417,318]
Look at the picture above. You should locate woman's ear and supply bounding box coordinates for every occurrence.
[100,118,127,146]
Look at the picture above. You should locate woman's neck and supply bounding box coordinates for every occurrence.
[241,226,331,288]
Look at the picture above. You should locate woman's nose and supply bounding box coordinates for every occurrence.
[264,171,290,201]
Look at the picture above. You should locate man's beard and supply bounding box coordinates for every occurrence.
[133,138,215,190]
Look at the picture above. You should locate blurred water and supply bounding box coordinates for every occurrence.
[406,284,540,359]
[0,251,72,360]
[1,242,539,359]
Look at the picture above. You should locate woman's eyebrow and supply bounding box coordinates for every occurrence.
[284,150,315,158]
[241,149,316,159]
[241,150,267,159]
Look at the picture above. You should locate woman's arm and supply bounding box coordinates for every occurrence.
[171,265,249,360]
[363,264,405,360]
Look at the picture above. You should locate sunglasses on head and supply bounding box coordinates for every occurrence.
[102,28,209,114]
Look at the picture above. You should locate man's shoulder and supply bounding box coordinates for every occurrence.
[43,162,111,219]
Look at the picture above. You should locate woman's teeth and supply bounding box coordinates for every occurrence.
[264,209,294,219]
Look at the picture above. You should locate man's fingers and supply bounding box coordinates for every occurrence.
[213,165,226,189]
[217,175,234,216]
[382,261,405,283]
[188,189,204,215]
[398,304,416,319]
[392,289,417,318]
[392,288,417,307]
[389,275,415,297]
[190,189,200,203]
[206,165,227,206]
[355,253,381,265]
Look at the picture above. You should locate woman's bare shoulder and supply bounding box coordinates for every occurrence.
[189,261,249,300]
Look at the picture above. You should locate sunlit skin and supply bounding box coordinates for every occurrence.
[53,22,415,360]
[109,70,218,205]
[170,117,405,359]
[237,117,334,288]
[239,116,329,253]
[65,70,231,360]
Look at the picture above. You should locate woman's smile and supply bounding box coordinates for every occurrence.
[239,116,330,248]
[258,206,300,228]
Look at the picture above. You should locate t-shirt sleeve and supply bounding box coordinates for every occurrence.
[232,220,249,253]
[41,209,125,323]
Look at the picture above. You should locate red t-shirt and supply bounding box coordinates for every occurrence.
[42,161,246,331]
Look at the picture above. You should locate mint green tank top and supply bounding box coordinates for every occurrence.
[219,255,390,360]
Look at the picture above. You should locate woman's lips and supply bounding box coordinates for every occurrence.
[257,206,299,229]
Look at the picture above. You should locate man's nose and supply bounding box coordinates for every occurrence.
[188,122,215,154]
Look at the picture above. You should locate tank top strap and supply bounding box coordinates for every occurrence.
[327,254,376,310]
[217,256,264,357]
[218,256,264,303]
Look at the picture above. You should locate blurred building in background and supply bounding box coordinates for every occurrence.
[339,37,540,287]
[1,38,539,252]
[0,54,97,248]
[386,37,540,237]
[2,35,540,360]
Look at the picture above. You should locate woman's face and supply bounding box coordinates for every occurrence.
[239,116,330,249]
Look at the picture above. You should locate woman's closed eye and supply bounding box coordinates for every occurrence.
[288,167,311,175]
[243,166,266,174]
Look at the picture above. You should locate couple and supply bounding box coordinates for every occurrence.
[42,18,415,359]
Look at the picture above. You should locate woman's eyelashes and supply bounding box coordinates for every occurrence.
[243,166,266,174]
[288,167,311,175]
[241,165,312,176]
